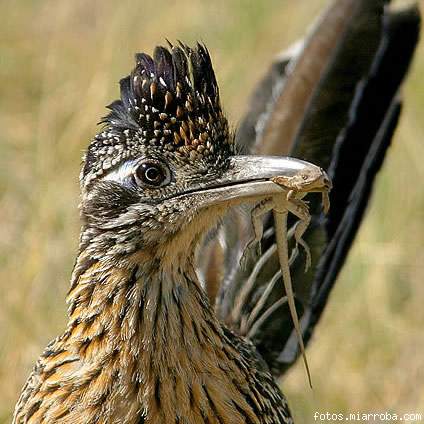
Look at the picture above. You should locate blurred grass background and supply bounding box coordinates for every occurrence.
[0,0,423,422]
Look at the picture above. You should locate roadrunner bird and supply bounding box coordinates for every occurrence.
[13,0,420,422]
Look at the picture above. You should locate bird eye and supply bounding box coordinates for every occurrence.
[134,161,170,187]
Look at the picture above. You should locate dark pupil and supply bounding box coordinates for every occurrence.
[138,163,164,185]
[145,167,160,181]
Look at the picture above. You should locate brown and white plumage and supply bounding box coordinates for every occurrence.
[13,0,420,422]
[14,43,293,424]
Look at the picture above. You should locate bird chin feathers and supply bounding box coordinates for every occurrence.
[156,203,229,269]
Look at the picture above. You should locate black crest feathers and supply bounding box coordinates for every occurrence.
[83,43,233,182]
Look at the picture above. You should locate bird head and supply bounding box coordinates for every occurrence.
[79,43,322,263]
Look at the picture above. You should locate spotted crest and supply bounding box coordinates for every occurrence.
[82,42,233,184]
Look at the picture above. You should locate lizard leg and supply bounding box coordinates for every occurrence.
[286,195,312,271]
[240,199,276,268]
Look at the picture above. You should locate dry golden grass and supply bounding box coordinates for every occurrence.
[0,0,423,422]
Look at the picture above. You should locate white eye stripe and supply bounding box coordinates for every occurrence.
[102,159,172,188]
[102,160,139,183]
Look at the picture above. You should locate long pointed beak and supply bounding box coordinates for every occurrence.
[178,155,328,208]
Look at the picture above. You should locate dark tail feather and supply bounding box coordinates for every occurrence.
[235,50,294,155]
[278,6,420,373]
[327,6,421,235]
[291,0,389,168]
[308,99,401,336]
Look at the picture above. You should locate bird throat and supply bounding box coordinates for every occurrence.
[60,250,259,423]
